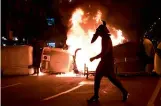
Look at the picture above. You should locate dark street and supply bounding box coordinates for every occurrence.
[1,75,161,106]
[1,0,161,106]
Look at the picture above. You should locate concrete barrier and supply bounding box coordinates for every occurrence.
[1,45,34,75]
[154,42,161,75]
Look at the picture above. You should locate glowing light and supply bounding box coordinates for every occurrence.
[23,38,25,41]
[3,44,6,46]
[13,37,18,41]
[2,36,7,40]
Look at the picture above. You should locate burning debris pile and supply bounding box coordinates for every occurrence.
[56,8,127,77]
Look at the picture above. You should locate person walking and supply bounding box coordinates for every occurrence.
[88,21,129,102]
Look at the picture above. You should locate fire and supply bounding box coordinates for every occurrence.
[66,8,126,73]
[94,10,102,23]
[111,29,125,46]
[32,69,45,76]
[56,72,85,77]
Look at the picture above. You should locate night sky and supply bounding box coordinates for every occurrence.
[2,0,161,41]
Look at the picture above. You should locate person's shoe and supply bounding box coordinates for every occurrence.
[122,90,129,102]
[87,95,99,103]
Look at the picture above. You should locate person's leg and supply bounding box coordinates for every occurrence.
[88,62,104,102]
[35,56,41,75]
[88,72,103,102]
[33,67,37,74]
[36,67,39,76]
[107,73,128,101]
[94,72,103,97]
[107,73,125,92]
[33,67,38,75]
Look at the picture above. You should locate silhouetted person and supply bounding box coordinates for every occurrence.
[31,39,42,75]
[88,21,128,102]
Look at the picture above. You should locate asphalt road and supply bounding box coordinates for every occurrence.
[1,74,161,106]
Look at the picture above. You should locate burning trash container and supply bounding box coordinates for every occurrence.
[41,55,51,72]
[49,48,73,73]
[40,47,73,73]
[40,47,51,73]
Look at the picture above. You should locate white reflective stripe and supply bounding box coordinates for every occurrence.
[147,79,161,106]
[42,84,83,101]
[1,83,22,89]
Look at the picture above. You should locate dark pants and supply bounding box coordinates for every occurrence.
[94,62,126,97]
[34,67,39,75]
[33,50,42,74]
[33,57,40,74]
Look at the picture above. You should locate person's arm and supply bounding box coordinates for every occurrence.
[93,53,102,60]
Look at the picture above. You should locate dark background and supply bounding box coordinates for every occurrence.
[2,0,161,42]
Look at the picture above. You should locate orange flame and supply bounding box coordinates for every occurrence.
[66,8,126,72]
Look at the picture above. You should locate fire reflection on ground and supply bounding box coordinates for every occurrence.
[56,72,86,77]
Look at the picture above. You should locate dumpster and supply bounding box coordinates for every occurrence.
[40,47,73,73]
[40,47,51,73]
[1,45,34,75]
[113,42,143,75]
